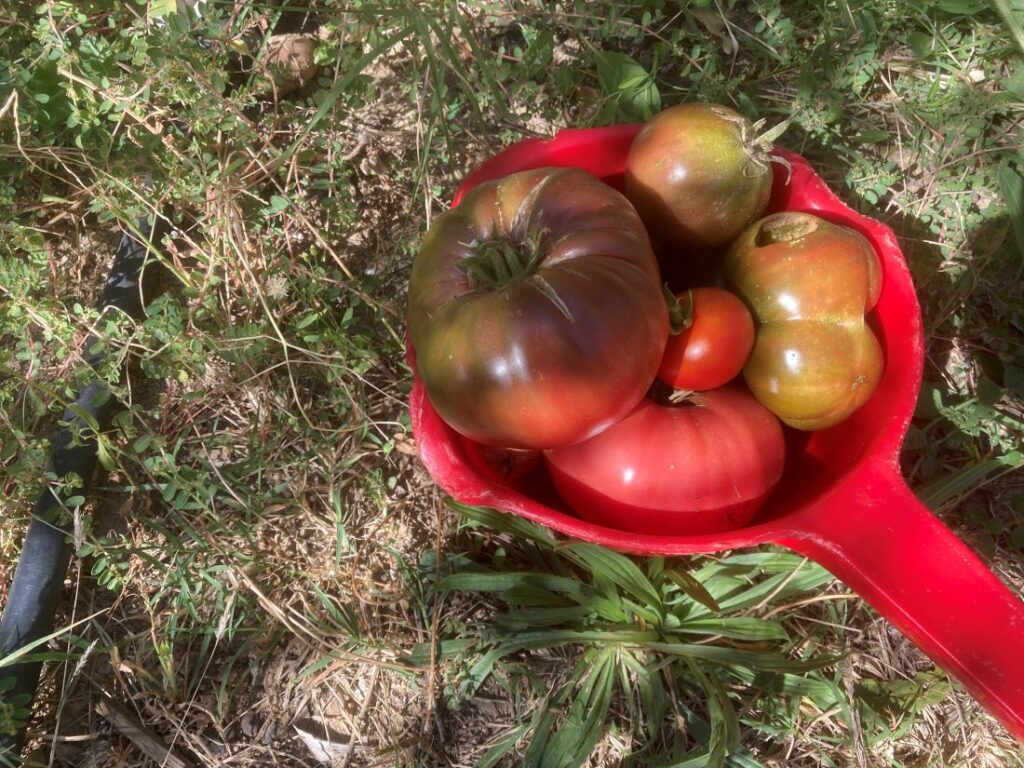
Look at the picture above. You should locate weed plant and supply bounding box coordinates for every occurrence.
[1,1,1022,766]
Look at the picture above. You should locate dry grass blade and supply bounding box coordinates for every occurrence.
[95,698,192,768]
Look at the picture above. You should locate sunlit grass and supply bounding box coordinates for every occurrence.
[1,0,1022,766]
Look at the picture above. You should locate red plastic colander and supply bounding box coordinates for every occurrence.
[407,124,1024,740]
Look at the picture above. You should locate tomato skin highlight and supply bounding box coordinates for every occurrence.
[544,387,786,536]
[625,103,773,253]
[658,287,755,391]
[723,212,884,431]
[407,167,669,449]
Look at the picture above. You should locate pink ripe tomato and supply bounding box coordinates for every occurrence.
[544,386,785,536]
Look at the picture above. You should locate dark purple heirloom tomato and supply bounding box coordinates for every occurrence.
[407,167,669,449]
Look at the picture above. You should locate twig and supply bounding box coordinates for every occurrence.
[338,666,379,768]
[421,494,446,744]
[95,698,192,768]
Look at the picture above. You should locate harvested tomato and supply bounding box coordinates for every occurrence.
[407,167,668,449]
[658,287,754,391]
[723,212,883,431]
[544,387,786,535]
[625,103,778,253]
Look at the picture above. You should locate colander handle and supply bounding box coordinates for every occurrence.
[778,457,1024,741]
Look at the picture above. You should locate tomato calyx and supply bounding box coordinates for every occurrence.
[664,286,693,335]
[457,234,576,321]
[711,105,793,183]
[648,379,703,408]
[747,117,792,177]
[458,235,543,289]
[749,116,791,154]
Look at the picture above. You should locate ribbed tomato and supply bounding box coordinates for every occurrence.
[407,167,669,449]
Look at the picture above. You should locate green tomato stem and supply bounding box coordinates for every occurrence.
[459,236,543,290]
[665,286,693,336]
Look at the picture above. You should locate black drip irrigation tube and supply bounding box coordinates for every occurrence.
[0,211,168,763]
[0,11,295,761]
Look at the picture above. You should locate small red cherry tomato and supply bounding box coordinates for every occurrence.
[657,287,755,391]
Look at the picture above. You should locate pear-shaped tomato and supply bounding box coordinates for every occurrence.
[723,212,883,431]
[407,167,669,449]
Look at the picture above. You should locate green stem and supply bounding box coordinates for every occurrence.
[992,0,1024,57]
[487,248,513,284]
[665,286,692,335]
[459,236,542,289]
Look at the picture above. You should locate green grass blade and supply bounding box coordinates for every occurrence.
[0,611,105,669]
[495,628,660,655]
[708,552,814,572]
[683,657,738,768]
[450,501,559,549]
[619,649,669,747]
[539,648,617,768]
[915,457,1006,509]
[728,666,840,703]
[664,565,721,612]
[560,542,662,608]
[451,9,515,122]
[645,642,840,673]
[406,638,475,666]
[434,570,591,597]
[462,646,511,699]
[712,564,833,613]
[676,616,789,643]
[477,723,530,768]
[997,159,1024,268]
[494,605,596,630]
[991,0,1024,56]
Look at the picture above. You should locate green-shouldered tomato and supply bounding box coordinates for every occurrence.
[723,212,883,431]
[625,104,777,253]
